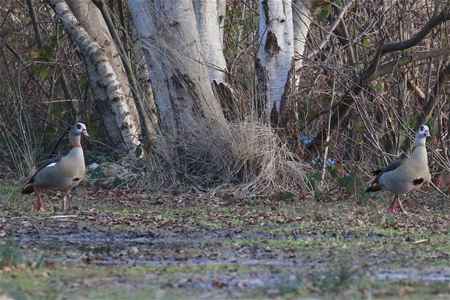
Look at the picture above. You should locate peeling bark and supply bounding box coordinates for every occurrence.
[193,0,227,84]
[257,0,295,125]
[193,0,237,118]
[128,0,229,137]
[257,0,326,126]
[47,0,142,153]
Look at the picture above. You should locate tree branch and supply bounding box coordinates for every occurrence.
[421,62,450,123]
[380,10,450,55]
[309,7,450,151]
[307,0,353,60]
[92,0,157,142]
[366,48,450,82]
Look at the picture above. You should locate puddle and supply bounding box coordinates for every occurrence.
[375,270,450,282]
[4,225,323,267]
[15,227,156,245]
[50,256,314,267]
[5,223,321,248]
[1,221,331,273]
[1,217,449,285]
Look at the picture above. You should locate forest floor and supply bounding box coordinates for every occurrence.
[0,184,449,299]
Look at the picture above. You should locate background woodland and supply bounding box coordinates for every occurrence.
[0,0,448,197]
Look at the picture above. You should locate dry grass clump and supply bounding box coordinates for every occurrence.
[0,109,35,178]
[145,121,311,196]
[229,122,311,195]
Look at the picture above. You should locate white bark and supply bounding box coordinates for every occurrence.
[127,0,174,130]
[68,0,132,101]
[194,0,237,118]
[128,0,228,135]
[193,0,227,84]
[47,0,141,152]
[131,36,158,140]
[257,0,325,125]
[293,0,312,71]
[217,0,226,43]
[257,0,295,122]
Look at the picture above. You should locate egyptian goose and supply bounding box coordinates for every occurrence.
[22,123,89,211]
[366,125,431,213]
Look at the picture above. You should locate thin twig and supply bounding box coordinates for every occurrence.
[307,0,353,60]
[320,69,337,188]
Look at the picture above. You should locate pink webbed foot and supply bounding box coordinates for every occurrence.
[387,196,406,214]
[388,206,400,214]
[387,197,398,214]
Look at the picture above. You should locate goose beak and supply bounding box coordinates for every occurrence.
[425,131,430,137]
[82,129,90,138]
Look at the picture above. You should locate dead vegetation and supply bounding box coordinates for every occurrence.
[0,187,448,298]
[0,0,448,198]
[143,121,311,196]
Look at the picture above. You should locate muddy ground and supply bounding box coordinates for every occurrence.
[0,186,449,299]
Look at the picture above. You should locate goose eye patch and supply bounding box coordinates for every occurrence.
[76,124,82,129]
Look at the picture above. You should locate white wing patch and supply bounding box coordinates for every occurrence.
[45,162,57,168]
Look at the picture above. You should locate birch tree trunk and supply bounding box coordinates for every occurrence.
[131,30,158,141]
[127,0,229,137]
[257,0,325,126]
[193,0,227,84]
[46,0,142,153]
[217,0,226,43]
[257,0,295,126]
[193,0,237,118]
[293,0,314,71]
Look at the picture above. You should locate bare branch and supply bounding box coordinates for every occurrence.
[310,7,450,151]
[380,10,450,55]
[421,63,450,123]
[307,0,353,60]
[407,79,426,102]
[367,48,450,82]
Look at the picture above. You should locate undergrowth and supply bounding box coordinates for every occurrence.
[144,121,312,197]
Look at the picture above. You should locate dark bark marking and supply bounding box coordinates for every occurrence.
[265,31,281,56]
[270,103,278,126]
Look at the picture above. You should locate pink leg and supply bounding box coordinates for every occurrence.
[388,196,406,214]
[387,196,398,213]
[34,188,44,212]
[392,198,400,214]
[396,198,407,214]
[61,191,70,211]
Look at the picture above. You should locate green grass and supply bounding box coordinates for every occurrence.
[1,263,448,300]
[0,184,448,299]
[0,241,23,267]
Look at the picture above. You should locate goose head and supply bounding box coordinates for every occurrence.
[415,124,430,147]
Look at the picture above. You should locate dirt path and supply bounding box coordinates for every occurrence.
[0,189,449,299]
